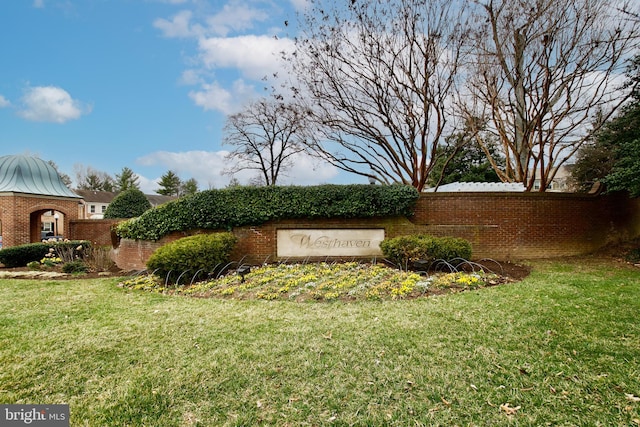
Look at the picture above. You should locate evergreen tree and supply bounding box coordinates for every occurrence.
[573,55,640,196]
[79,173,114,191]
[75,165,114,191]
[180,178,199,196]
[156,170,182,196]
[428,133,503,188]
[114,167,140,192]
[601,103,640,195]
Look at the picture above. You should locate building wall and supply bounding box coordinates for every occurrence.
[0,193,80,248]
[68,219,120,247]
[109,192,640,271]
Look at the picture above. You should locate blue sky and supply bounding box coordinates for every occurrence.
[0,0,344,193]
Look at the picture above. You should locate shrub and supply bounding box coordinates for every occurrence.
[0,243,51,268]
[146,232,237,284]
[104,188,152,219]
[0,241,91,268]
[380,234,472,270]
[55,241,92,263]
[62,260,89,274]
[431,237,473,262]
[116,184,419,241]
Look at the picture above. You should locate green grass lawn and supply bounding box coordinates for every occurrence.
[1,258,639,426]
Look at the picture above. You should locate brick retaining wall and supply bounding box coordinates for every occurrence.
[109,192,640,271]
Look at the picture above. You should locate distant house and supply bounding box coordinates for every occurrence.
[74,190,176,219]
[74,190,116,219]
[531,165,575,192]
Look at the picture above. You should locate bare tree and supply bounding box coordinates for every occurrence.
[47,160,72,187]
[223,98,308,186]
[285,0,468,191]
[460,0,639,190]
[73,164,114,192]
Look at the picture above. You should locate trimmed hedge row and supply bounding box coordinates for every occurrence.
[146,233,237,284]
[116,184,419,241]
[380,234,472,270]
[0,241,91,268]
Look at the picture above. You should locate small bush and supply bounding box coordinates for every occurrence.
[380,234,472,270]
[62,260,89,274]
[26,261,41,270]
[146,233,237,284]
[104,188,152,219]
[430,236,473,262]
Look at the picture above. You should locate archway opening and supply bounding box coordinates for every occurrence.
[31,210,66,243]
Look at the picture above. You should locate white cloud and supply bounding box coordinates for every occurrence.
[155,2,272,39]
[18,86,91,123]
[198,35,293,80]
[136,174,161,195]
[289,0,309,11]
[277,152,340,186]
[33,0,45,8]
[204,2,269,37]
[154,10,203,38]
[155,3,296,112]
[188,79,255,114]
[179,35,294,113]
[136,150,339,190]
[137,150,236,190]
[0,95,10,108]
[179,69,204,85]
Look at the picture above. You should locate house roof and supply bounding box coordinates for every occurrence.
[73,190,117,203]
[145,194,176,206]
[74,189,176,206]
[0,154,81,198]
[424,182,527,192]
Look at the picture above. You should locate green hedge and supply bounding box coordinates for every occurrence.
[116,184,419,241]
[146,233,237,284]
[380,234,472,270]
[0,241,91,268]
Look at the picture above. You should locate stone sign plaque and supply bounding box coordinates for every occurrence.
[277,229,385,257]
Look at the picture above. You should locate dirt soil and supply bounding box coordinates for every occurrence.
[486,260,531,281]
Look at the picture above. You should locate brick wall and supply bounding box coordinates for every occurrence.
[0,194,80,248]
[110,191,640,271]
[68,219,120,247]
[412,191,640,259]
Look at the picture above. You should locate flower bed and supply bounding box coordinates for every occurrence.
[119,262,512,302]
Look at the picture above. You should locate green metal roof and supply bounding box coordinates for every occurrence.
[0,155,81,198]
